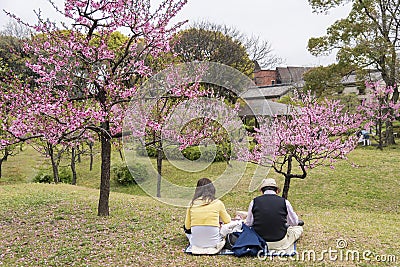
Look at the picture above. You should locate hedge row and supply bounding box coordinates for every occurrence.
[136,144,231,162]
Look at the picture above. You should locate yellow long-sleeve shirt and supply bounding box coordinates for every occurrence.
[184,198,231,229]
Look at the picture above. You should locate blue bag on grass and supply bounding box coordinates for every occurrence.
[231,223,267,257]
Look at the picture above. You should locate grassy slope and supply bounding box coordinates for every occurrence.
[0,146,399,266]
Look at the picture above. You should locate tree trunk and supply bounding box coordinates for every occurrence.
[71,147,77,185]
[385,120,395,145]
[0,148,8,178]
[48,143,59,184]
[119,148,124,161]
[281,155,293,199]
[98,122,111,216]
[382,67,397,145]
[0,158,3,178]
[89,142,94,171]
[376,118,383,150]
[156,143,163,198]
[378,125,383,150]
[282,175,291,200]
[77,144,81,163]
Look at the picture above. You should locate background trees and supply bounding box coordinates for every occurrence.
[2,0,188,216]
[172,22,283,103]
[302,63,350,97]
[173,21,283,76]
[125,63,210,198]
[173,27,254,77]
[308,0,400,89]
[0,21,33,79]
[359,82,400,150]
[307,0,400,144]
[122,61,249,203]
[0,22,38,179]
[0,64,30,179]
[242,92,363,199]
[172,27,253,102]
[189,21,283,69]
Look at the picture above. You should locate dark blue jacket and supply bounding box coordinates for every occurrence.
[232,223,267,257]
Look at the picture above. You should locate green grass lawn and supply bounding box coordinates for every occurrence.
[0,145,399,266]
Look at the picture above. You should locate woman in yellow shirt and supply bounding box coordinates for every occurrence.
[184,178,231,250]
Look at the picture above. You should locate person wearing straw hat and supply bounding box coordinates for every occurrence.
[245,178,303,252]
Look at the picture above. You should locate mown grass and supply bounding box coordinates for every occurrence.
[0,144,399,266]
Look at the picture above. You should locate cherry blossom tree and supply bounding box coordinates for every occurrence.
[2,0,188,216]
[0,121,21,179]
[128,65,208,198]
[243,92,364,199]
[1,64,99,182]
[123,62,245,198]
[0,69,35,178]
[359,82,400,150]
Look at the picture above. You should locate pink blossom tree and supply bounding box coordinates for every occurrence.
[1,60,99,183]
[2,0,188,216]
[359,82,400,150]
[128,65,208,198]
[0,93,21,178]
[123,62,245,198]
[0,69,38,178]
[243,93,364,199]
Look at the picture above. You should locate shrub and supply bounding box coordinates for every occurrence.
[215,143,231,162]
[244,125,255,133]
[58,167,72,184]
[136,146,158,157]
[32,171,52,183]
[136,143,232,162]
[112,163,148,186]
[182,146,201,160]
[32,167,72,184]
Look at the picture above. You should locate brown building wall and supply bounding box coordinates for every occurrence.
[253,70,277,86]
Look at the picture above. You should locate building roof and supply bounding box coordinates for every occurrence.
[276,67,312,84]
[238,66,310,117]
[240,84,295,99]
[341,70,382,85]
[239,99,293,117]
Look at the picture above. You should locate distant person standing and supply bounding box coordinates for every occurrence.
[361,129,370,146]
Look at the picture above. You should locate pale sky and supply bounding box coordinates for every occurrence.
[0,0,351,67]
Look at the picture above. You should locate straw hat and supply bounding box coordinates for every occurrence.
[259,178,279,190]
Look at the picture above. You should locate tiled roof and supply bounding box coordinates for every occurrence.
[239,99,293,116]
[341,70,382,85]
[240,84,295,99]
[276,67,312,84]
[241,85,292,99]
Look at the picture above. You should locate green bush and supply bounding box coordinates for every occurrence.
[136,146,159,158]
[136,143,232,162]
[244,125,255,133]
[163,144,229,162]
[214,143,231,162]
[32,167,72,184]
[243,117,257,133]
[32,171,52,183]
[182,146,201,160]
[58,167,72,184]
[112,163,148,186]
